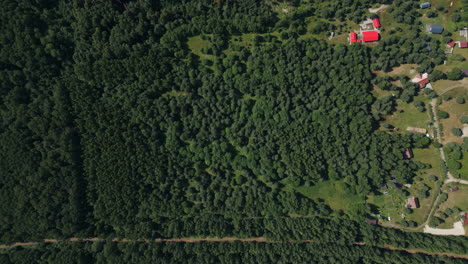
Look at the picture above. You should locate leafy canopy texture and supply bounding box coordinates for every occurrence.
[0,0,431,245]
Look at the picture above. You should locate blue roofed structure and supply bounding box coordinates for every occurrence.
[420,2,431,9]
[426,24,443,34]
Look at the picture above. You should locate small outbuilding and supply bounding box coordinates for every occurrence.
[462,69,468,77]
[464,212,468,225]
[350,32,358,43]
[403,148,413,159]
[407,197,419,209]
[362,31,380,42]
[420,2,431,9]
[427,24,444,34]
[459,41,468,48]
[447,40,456,47]
[373,18,381,29]
[367,219,378,225]
[450,187,459,192]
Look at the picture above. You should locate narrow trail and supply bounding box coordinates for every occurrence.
[1,237,468,260]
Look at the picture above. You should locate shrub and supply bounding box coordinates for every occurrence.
[452,128,463,137]
[428,175,438,181]
[461,116,468,124]
[456,96,465,104]
[436,110,449,119]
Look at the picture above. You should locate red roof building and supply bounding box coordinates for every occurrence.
[362,31,379,42]
[407,197,419,209]
[464,212,468,225]
[418,78,429,88]
[350,32,358,43]
[459,41,468,48]
[450,187,459,192]
[447,41,455,47]
[373,18,381,29]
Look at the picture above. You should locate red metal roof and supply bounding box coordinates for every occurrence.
[460,41,468,48]
[418,78,429,88]
[350,32,357,43]
[464,213,468,225]
[362,31,379,42]
[372,18,381,28]
[447,41,455,47]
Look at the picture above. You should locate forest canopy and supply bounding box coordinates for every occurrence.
[0,0,461,259]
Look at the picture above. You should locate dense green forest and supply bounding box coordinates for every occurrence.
[1,0,467,261]
[1,241,467,264]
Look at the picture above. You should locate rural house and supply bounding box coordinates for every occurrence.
[407,197,419,209]
[362,31,379,42]
[420,2,431,9]
[463,212,468,225]
[373,18,381,29]
[459,41,468,48]
[411,73,429,88]
[426,24,444,34]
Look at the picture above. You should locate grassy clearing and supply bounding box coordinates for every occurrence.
[435,48,468,72]
[404,147,444,224]
[437,87,468,144]
[187,35,213,58]
[294,180,364,212]
[419,0,461,33]
[374,64,418,77]
[371,85,394,98]
[383,98,431,131]
[434,184,468,228]
[431,79,468,96]
[458,154,468,181]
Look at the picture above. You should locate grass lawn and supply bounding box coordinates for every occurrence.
[371,85,394,98]
[437,87,468,144]
[383,98,431,131]
[404,146,444,224]
[434,184,468,228]
[458,154,468,181]
[187,35,216,60]
[294,180,364,212]
[431,79,468,97]
[373,64,418,77]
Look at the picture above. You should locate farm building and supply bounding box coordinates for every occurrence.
[373,18,381,29]
[411,73,429,88]
[403,148,413,159]
[362,31,379,42]
[426,24,444,34]
[450,187,459,192]
[367,219,377,225]
[420,2,431,9]
[447,40,456,47]
[350,32,358,43]
[464,212,468,225]
[407,197,419,209]
[459,41,468,48]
